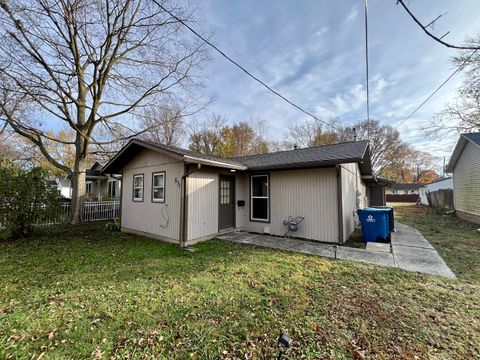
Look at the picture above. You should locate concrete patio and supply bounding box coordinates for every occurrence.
[216,221,456,279]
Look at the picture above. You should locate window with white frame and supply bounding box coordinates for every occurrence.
[86,181,92,195]
[133,174,144,201]
[152,172,165,202]
[250,174,269,221]
[108,180,116,198]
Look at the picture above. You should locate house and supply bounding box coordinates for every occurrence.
[385,183,421,203]
[54,162,121,200]
[446,133,480,224]
[103,139,377,247]
[419,177,453,206]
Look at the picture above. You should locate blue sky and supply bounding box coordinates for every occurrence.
[197,0,480,159]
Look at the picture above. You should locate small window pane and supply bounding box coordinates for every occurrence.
[153,187,164,200]
[252,176,268,197]
[154,174,164,187]
[252,198,268,219]
[134,176,143,187]
[220,180,230,205]
[134,188,143,199]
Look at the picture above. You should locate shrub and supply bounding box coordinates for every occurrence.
[105,217,121,232]
[0,160,62,239]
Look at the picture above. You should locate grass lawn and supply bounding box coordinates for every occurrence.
[1,214,479,359]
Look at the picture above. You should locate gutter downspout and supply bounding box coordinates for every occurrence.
[336,164,344,243]
[179,163,201,247]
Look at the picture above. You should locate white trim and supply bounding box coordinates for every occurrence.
[152,172,165,203]
[85,181,92,194]
[250,174,269,221]
[184,155,247,170]
[107,179,117,198]
[133,174,144,201]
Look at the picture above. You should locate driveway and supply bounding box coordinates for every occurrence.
[216,222,456,279]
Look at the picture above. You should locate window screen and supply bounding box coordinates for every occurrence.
[133,174,143,201]
[251,175,269,221]
[152,172,165,202]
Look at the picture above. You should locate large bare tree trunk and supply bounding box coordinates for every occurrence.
[0,0,206,225]
[69,135,86,224]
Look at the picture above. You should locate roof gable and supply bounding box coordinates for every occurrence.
[103,139,247,174]
[446,132,480,172]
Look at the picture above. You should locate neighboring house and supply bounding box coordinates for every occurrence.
[386,183,421,203]
[103,139,379,247]
[53,162,121,200]
[54,176,73,199]
[419,177,453,205]
[446,132,480,224]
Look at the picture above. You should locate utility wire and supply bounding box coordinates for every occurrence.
[394,49,477,129]
[396,0,480,51]
[364,0,371,139]
[152,0,341,131]
[364,0,370,121]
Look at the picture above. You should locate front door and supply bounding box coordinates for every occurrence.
[219,176,235,231]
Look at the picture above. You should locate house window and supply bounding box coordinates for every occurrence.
[251,174,269,221]
[108,180,116,198]
[133,174,144,201]
[152,172,165,203]
[220,180,230,205]
[86,181,92,195]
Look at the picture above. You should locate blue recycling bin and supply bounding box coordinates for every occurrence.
[372,206,394,232]
[357,208,390,242]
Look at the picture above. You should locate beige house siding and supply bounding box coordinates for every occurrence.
[341,163,366,241]
[241,168,340,243]
[121,149,183,242]
[186,170,219,242]
[235,175,248,229]
[453,141,480,219]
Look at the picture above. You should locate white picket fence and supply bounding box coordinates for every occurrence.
[82,200,120,222]
[36,200,120,226]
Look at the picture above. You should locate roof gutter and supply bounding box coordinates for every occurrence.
[179,163,202,247]
[184,155,247,171]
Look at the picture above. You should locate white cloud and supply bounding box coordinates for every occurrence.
[315,26,330,37]
[344,6,359,23]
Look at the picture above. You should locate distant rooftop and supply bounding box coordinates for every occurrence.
[390,183,422,190]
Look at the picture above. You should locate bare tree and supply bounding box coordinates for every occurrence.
[188,114,226,155]
[284,118,341,148]
[427,37,480,136]
[0,0,206,223]
[139,105,186,147]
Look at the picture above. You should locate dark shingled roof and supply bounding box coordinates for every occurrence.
[233,140,371,172]
[103,139,372,175]
[463,132,480,145]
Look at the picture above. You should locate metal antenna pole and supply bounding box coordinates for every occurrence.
[364,0,370,139]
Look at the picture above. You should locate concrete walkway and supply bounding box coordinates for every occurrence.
[216,222,456,279]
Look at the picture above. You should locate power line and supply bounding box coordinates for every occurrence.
[396,0,480,51]
[364,0,371,139]
[394,49,477,129]
[152,0,340,131]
